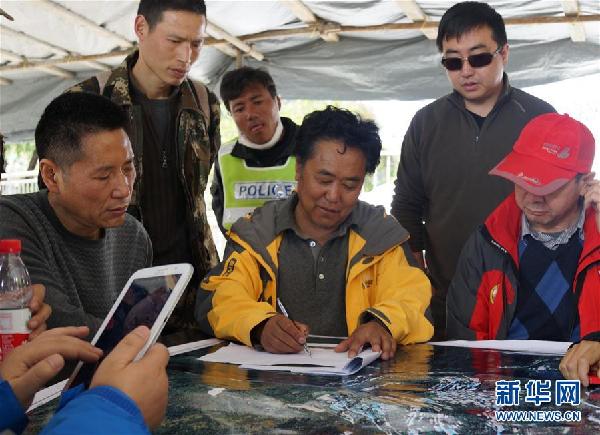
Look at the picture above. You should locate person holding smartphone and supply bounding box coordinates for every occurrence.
[0,325,169,434]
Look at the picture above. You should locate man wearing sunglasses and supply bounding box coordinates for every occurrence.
[391,1,555,340]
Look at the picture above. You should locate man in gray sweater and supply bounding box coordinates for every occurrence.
[0,93,152,335]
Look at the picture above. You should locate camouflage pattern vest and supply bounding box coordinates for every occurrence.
[67,51,220,281]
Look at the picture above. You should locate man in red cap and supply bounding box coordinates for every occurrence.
[446,114,600,377]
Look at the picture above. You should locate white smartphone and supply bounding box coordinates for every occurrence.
[65,263,194,391]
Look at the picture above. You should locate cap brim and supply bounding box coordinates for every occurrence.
[489,151,576,196]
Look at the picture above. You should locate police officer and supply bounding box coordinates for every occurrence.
[212,67,297,234]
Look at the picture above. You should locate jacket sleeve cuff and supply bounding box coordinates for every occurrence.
[86,386,144,418]
[567,331,600,351]
[581,331,600,342]
[0,380,28,435]
[239,311,277,347]
[42,386,148,435]
[58,384,142,419]
[359,308,393,335]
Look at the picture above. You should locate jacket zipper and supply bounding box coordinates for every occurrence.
[481,226,518,339]
[174,111,195,224]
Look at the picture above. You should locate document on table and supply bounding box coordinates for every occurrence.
[199,343,381,376]
[429,340,572,356]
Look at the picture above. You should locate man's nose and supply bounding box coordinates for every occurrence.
[112,171,132,198]
[325,183,341,203]
[523,190,544,202]
[460,59,474,76]
[177,42,192,64]
[246,106,257,120]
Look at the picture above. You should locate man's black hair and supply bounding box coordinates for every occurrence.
[220,67,277,111]
[35,92,129,170]
[436,1,507,52]
[295,106,381,174]
[137,0,206,29]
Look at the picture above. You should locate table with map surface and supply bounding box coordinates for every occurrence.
[26,343,600,434]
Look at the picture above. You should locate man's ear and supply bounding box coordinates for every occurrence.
[500,43,509,66]
[578,172,595,195]
[39,159,62,193]
[134,15,149,41]
[276,96,281,110]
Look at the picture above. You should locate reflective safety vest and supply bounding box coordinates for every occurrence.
[219,147,296,230]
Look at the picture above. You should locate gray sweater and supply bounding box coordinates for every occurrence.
[0,190,152,334]
[391,78,554,292]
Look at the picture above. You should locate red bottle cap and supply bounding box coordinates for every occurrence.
[0,240,22,254]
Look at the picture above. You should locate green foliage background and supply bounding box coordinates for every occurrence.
[3,142,36,172]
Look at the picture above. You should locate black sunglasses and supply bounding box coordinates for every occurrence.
[441,47,502,71]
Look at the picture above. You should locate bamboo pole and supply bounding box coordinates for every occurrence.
[230,14,600,43]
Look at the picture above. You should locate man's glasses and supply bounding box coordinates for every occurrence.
[441,47,502,71]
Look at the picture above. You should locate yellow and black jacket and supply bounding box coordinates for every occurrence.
[196,195,434,346]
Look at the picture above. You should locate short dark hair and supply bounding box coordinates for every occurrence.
[35,92,129,170]
[436,1,507,52]
[295,106,381,174]
[220,67,277,111]
[137,0,206,29]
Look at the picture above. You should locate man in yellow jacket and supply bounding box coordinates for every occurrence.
[196,106,433,360]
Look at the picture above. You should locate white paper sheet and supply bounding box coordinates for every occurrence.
[429,340,572,355]
[199,343,381,375]
[28,379,68,412]
[307,343,338,348]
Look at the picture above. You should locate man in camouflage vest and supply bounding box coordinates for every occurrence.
[67,0,220,344]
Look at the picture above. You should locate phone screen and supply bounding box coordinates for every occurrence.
[69,274,181,389]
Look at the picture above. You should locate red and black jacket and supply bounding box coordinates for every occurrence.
[447,194,600,340]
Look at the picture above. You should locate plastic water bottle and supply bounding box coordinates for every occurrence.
[0,239,32,360]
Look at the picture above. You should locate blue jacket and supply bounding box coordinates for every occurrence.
[0,380,27,434]
[0,381,149,434]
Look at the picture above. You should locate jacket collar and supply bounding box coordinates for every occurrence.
[231,117,298,162]
[101,51,136,107]
[579,207,600,271]
[485,192,600,268]
[484,193,522,266]
[230,195,410,275]
[105,50,198,112]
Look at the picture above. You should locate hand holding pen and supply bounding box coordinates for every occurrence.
[277,298,311,357]
[256,299,311,355]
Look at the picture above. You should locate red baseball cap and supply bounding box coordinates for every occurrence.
[490,113,595,195]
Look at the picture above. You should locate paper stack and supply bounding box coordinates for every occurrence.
[199,343,381,376]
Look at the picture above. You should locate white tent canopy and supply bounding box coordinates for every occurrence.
[1,0,599,141]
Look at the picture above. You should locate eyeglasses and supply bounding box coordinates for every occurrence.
[441,47,502,71]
